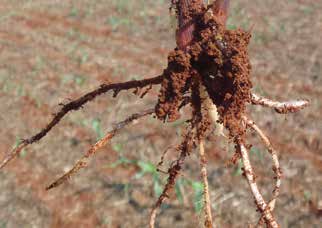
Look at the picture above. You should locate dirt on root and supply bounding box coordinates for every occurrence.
[156,1,252,144]
[0,0,321,227]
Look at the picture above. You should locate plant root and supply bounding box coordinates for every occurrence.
[199,140,213,228]
[149,129,194,228]
[0,76,162,169]
[46,108,154,190]
[243,116,282,226]
[239,142,279,228]
[251,93,309,114]
[0,1,310,227]
[150,74,211,228]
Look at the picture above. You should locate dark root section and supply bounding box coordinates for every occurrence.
[0,76,162,169]
[155,50,192,122]
[151,79,211,225]
[151,127,194,216]
[156,3,252,143]
[202,27,252,142]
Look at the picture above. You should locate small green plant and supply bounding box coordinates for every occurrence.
[61,74,87,87]
[0,221,7,228]
[109,151,204,212]
[191,181,204,214]
[91,118,104,140]
[69,7,79,18]
[107,16,132,31]
[15,137,26,158]
[233,159,243,176]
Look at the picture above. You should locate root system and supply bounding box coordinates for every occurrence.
[0,1,309,227]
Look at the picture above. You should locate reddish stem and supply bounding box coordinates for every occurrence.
[176,0,199,50]
[175,0,230,50]
[212,0,230,26]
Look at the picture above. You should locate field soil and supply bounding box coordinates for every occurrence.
[0,0,321,227]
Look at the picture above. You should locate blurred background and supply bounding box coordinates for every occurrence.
[0,0,321,227]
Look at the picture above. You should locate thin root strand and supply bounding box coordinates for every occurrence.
[199,140,213,228]
[0,76,162,169]
[239,142,279,228]
[46,108,154,190]
[251,93,309,114]
[243,116,282,226]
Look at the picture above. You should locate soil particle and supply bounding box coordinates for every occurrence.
[156,1,252,143]
[155,50,192,122]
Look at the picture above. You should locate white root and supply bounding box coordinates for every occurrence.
[199,140,213,228]
[239,143,279,228]
[200,84,225,137]
[243,116,282,225]
[199,83,215,227]
[251,93,309,114]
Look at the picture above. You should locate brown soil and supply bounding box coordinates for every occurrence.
[156,1,252,143]
[0,0,321,227]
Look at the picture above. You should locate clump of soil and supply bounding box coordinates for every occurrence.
[155,1,252,142]
[155,50,192,122]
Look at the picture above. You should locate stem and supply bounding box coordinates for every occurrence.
[212,0,230,26]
